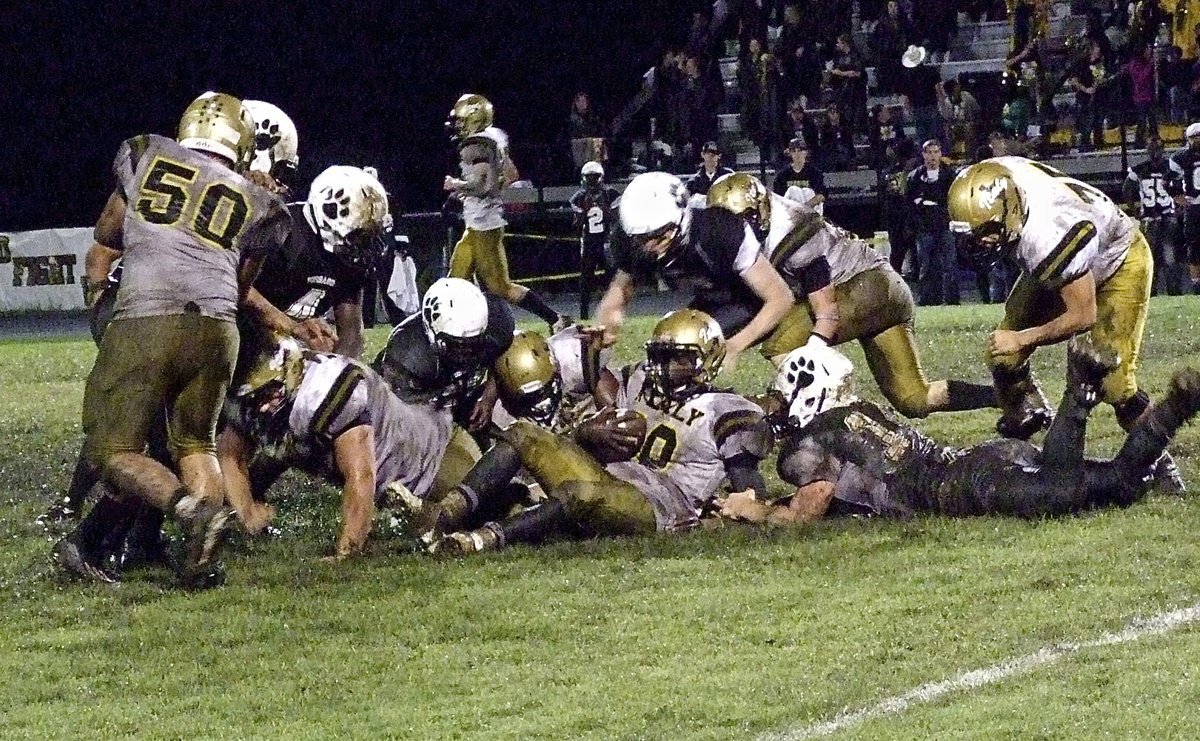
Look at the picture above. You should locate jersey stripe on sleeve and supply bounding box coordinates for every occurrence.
[1033,220,1097,283]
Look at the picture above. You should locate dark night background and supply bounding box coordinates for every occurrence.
[8,2,694,231]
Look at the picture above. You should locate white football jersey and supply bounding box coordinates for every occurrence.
[617,363,772,513]
[991,156,1135,285]
[235,354,454,501]
[765,192,886,287]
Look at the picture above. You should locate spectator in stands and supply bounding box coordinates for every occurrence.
[899,45,943,150]
[829,34,867,133]
[868,103,908,170]
[687,8,714,59]
[568,91,607,170]
[1124,43,1159,148]
[772,138,827,210]
[693,54,724,156]
[1067,40,1107,152]
[873,0,913,96]
[784,99,820,151]
[739,37,783,162]
[907,140,958,305]
[778,4,823,106]
[938,78,982,159]
[651,49,686,158]
[818,102,857,170]
[999,71,1033,141]
[1162,45,1192,124]
[881,135,917,280]
[688,141,735,197]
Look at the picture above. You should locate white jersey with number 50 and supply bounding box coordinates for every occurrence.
[991,156,1136,287]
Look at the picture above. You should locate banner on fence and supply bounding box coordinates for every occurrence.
[0,228,92,311]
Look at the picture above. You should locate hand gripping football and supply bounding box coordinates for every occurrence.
[573,407,648,463]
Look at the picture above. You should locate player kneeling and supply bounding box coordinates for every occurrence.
[434,309,773,553]
[218,323,479,560]
[718,338,1200,524]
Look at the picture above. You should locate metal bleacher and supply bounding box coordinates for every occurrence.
[502,6,1167,213]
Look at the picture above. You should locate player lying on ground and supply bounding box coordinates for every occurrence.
[221,280,508,558]
[707,172,996,418]
[717,338,1200,525]
[434,310,774,553]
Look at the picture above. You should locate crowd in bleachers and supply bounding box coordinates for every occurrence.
[560,1,1200,179]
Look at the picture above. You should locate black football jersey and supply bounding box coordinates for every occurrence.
[254,203,370,321]
[1170,149,1200,203]
[1127,159,1181,217]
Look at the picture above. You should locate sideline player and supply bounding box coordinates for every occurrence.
[444,93,568,331]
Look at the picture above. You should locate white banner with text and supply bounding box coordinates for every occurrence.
[0,228,92,311]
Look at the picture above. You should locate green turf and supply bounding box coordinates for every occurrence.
[5,299,1200,739]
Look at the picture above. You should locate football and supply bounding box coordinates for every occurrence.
[575,406,649,463]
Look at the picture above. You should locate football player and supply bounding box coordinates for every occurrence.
[244,165,391,358]
[719,340,1200,524]
[1169,123,1200,293]
[243,100,300,198]
[444,93,568,332]
[54,92,291,588]
[708,172,996,418]
[437,310,773,553]
[42,99,304,529]
[491,326,619,433]
[218,321,488,559]
[1123,136,1182,296]
[595,172,797,374]
[948,157,1182,492]
[569,161,621,320]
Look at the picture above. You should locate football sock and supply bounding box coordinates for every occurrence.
[517,291,561,325]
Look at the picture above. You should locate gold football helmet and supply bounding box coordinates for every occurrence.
[645,309,726,406]
[446,93,494,140]
[707,172,772,240]
[177,91,255,171]
[495,330,562,425]
[947,161,1026,267]
[232,328,307,423]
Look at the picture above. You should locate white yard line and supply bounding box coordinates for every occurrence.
[758,603,1200,741]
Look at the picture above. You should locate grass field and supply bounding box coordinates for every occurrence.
[5,299,1200,739]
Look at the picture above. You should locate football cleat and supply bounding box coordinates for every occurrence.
[1065,336,1120,410]
[994,365,1054,440]
[174,494,232,590]
[52,539,119,585]
[431,526,503,557]
[37,498,81,533]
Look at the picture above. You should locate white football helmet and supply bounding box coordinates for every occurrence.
[618,172,690,258]
[303,166,390,268]
[773,345,857,429]
[243,100,299,180]
[421,278,489,367]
